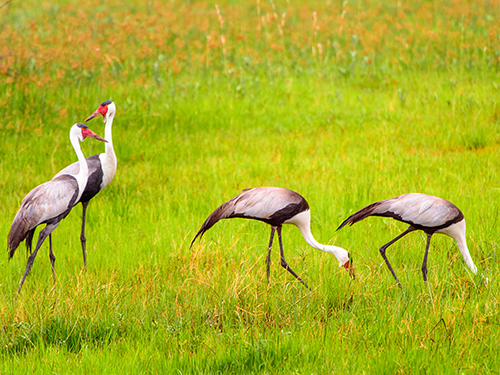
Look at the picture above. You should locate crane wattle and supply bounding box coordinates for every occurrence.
[99,105,108,116]
[85,105,108,122]
[81,127,93,139]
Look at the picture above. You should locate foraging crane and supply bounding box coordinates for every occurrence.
[54,100,116,267]
[8,123,107,294]
[191,187,354,289]
[337,193,478,287]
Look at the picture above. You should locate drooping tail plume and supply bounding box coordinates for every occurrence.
[8,214,30,259]
[337,199,397,231]
[190,200,238,248]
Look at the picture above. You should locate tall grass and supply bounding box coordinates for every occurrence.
[0,0,499,373]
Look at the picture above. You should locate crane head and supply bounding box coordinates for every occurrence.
[85,100,114,122]
[75,123,107,143]
[343,255,355,279]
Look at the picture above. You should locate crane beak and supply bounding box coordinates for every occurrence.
[85,109,102,122]
[83,128,107,143]
[85,105,108,122]
[343,257,355,279]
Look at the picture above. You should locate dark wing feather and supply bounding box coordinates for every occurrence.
[78,155,104,202]
[190,187,308,247]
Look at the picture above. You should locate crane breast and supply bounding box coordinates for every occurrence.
[98,152,117,190]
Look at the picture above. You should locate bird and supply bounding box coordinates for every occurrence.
[191,187,354,289]
[8,123,107,294]
[54,100,117,268]
[337,193,478,287]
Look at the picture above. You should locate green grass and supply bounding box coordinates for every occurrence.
[1,0,499,373]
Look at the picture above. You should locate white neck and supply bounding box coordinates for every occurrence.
[70,133,88,202]
[104,111,115,155]
[438,219,477,274]
[456,236,477,274]
[284,210,350,266]
[99,112,118,188]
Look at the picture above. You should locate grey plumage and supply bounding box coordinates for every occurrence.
[191,187,309,246]
[8,175,79,258]
[338,193,475,287]
[338,193,463,232]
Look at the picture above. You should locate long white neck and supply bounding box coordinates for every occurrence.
[70,133,88,202]
[456,236,477,274]
[99,112,117,189]
[284,210,350,267]
[438,219,477,274]
[104,112,115,158]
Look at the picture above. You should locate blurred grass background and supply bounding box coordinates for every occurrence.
[0,0,499,373]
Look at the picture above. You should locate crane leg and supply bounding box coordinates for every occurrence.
[266,227,276,285]
[421,233,433,281]
[80,201,89,269]
[379,226,416,288]
[277,226,311,290]
[49,234,57,283]
[17,223,59,294]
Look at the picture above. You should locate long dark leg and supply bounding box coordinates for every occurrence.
[277,226,310,290]
[266,227,276,284]
[49,234,57,283]
[379,226,416,288]
[421,233,433,281]
[81,201,89,269]
[17,223,59,294]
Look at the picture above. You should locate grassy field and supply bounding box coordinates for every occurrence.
[1,0,499,373]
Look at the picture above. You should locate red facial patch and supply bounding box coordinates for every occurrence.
[81,127,92,139]
[99,105,108,116]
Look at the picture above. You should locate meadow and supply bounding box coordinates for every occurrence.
[0,0,499,373]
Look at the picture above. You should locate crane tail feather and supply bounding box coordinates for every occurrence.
[337,200,390,231]
[8,224,27,259]
[190,199,237,248]
[8,210,37,259]
[190,228,207,249]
